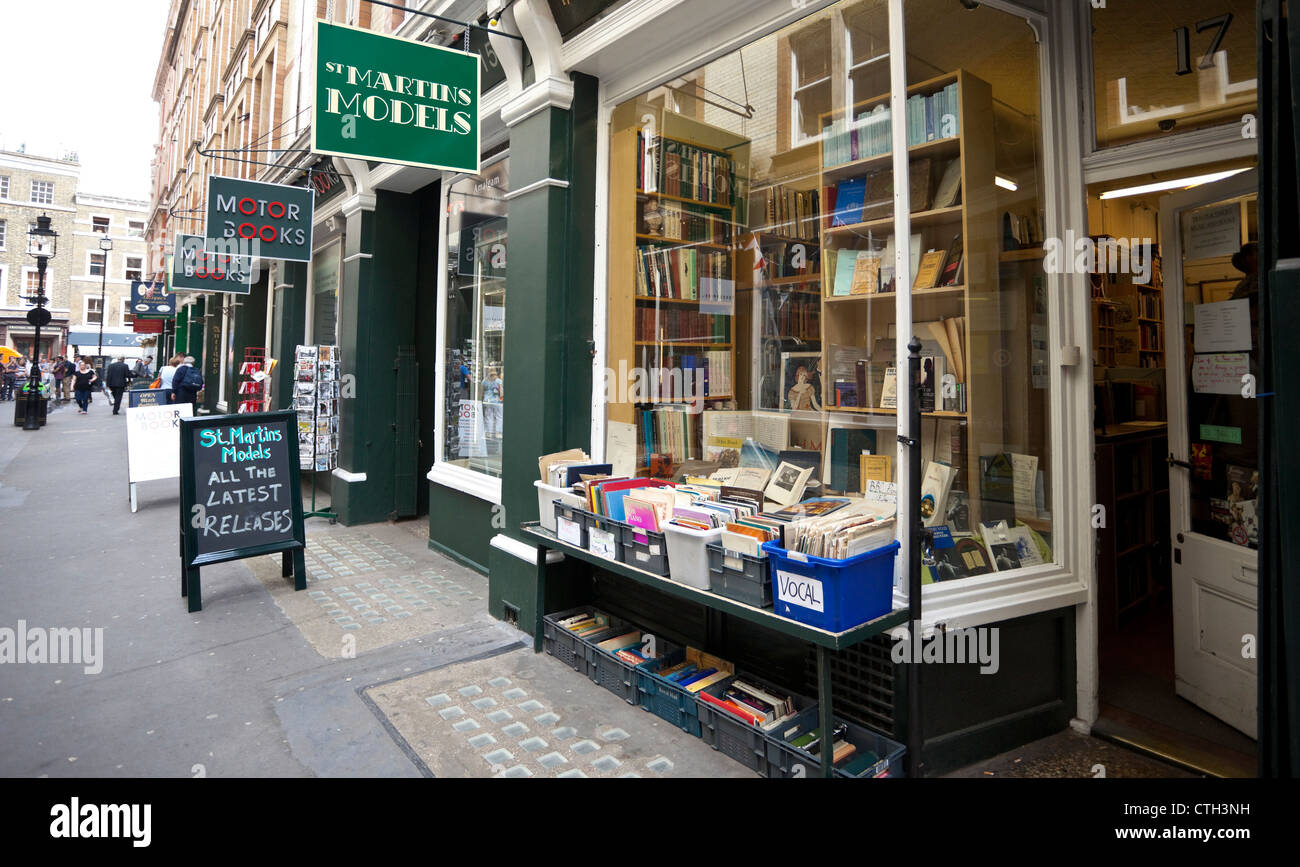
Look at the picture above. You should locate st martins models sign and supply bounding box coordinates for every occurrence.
[312,20,480,172]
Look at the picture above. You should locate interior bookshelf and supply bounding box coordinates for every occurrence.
[609,105,751,469]
[815,69,999,528]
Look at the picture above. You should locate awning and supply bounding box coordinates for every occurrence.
[67,330,151,348]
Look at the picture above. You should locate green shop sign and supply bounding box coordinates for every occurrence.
[313,20,480,172]
[204,176,315,263]
[1200,424,1243,445]
[172,234,254,295]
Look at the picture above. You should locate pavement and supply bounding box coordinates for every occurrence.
[0,395,1188,779]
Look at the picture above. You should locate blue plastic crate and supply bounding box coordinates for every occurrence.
[636,647,731,737]
[765,707,907,778]
[762,539,900,632]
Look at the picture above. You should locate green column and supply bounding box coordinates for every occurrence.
[332,189,422,525]
[486,72,598,633]
[274,261,308,410]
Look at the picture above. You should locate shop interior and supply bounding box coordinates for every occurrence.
[1086,159,1258,777]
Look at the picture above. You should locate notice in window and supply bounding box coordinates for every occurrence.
[1194,299,1252,353]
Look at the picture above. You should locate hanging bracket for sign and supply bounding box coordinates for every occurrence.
[358,0,524,42]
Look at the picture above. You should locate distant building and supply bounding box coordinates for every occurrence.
[0,148,80,360]
[66,192,152,361]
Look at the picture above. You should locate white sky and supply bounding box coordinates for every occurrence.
[0,0,171,201]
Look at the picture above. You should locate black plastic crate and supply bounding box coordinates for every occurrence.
[587,627,652,704]
[636,646,731,737]
[542,606,628,675]
[617,522,670,575]
[551,501,589,549]
[706,543,773,608]
[698,673,814,775]
[765,707,906,778]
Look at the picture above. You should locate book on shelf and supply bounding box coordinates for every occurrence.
[936,233,963,287]
[652,138,734,205]
[635,246,731,301]
[933,158,962,208]
[913,249,947,290]
[831,177,866,227]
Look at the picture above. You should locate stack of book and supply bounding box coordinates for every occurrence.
[699,679,798,730]
[635,246,732,300]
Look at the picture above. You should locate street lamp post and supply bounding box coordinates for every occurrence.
[97,235,113,364]
[23,214,58,431]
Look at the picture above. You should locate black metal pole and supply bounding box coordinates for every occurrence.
[905,335,923,776]
[23,259,47,431]
[97,249,107,361]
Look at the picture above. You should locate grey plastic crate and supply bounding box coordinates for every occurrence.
[583,511,624,562]
[541,605,601,673]
[617,521,671,575]
[589,630,648,704]
[765,707,906,778]
[698,673,814,776]
[551,502,589,549]
[706,543,773,608]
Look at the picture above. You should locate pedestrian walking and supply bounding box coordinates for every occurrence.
[159,354,183,404]
[171,356,204,412]
[52,357,66,403]
[71,359,97,414]
[59,358,76,402]
[1,359,16,402]
[105,356,132,415]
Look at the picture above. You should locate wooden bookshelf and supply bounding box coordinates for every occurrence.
[816,69,998,528]
[609,102,750,468]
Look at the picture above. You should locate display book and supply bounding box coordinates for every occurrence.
[612,111,749,475]
[293,345,340,472]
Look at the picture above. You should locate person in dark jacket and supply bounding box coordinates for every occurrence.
[71,360,97,414]
[104,357,132,414]
[171,356,204,411]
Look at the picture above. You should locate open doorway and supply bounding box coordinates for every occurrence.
[1087,159,1258,777]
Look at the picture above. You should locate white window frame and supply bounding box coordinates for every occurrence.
[0,218,6,251]
[128,220,146,239]
[83,295,105,326]
[30,179,54,205]
[91,215,111,235]
[789,22,833,148]
[0,265,7,302]
[0,175,9,198]
[20,267,41,306]
[87,250,109,277]
[124,256,144,281]
[428,151,510,506]
[121,298,135,326]
[588,0,1088,634]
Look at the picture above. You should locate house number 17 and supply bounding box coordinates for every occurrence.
[1174,13,1233,75]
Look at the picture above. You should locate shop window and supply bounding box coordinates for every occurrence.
[1092,0,1257,149]
[311,242,340,345]
[441,155,508,480]
[604,0,1054,589]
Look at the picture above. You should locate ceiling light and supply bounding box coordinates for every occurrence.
[995,175,1018,191]
[1099,168,1250,199]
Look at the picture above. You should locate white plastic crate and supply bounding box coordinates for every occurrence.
[661,523,724,590]
[535,480,584,534]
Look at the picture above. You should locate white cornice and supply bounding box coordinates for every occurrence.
[500,75,575,127]
[341,193,376,217]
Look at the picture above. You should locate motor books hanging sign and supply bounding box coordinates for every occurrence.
[313,20,480,172]
[172,233,254,294]
[205,176,315,263]
[178,411,307,611]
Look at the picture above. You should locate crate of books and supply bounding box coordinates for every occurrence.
[636,647,733,737]
[589,632,678,705]
[697,673,813,775]
[542,607,629,674]
[551,501,590,549]
[583,511,624,562]
[616,519,671,575]
[661,523,723,590]
[765,707,906,778]
[706,543,773,608]
[536,479,585,534]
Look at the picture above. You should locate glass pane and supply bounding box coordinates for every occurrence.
[603,0,1051,582]
[311,241,340,345]
[1180,196,1258,547]
[442,157,509,478]
[1092,0,1257,148]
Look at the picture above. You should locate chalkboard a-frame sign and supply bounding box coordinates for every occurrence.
[179,411,307,611]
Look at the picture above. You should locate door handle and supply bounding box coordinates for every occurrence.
[1167,453,1192,470]
[1234,562,1258,587]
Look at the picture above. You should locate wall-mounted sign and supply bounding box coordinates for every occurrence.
[131,281,175,319]
[205,175,315,263]
[1185,202,1242,261]
[313,20,479,172]
[172,234,254,295]
[307,157,346,204]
